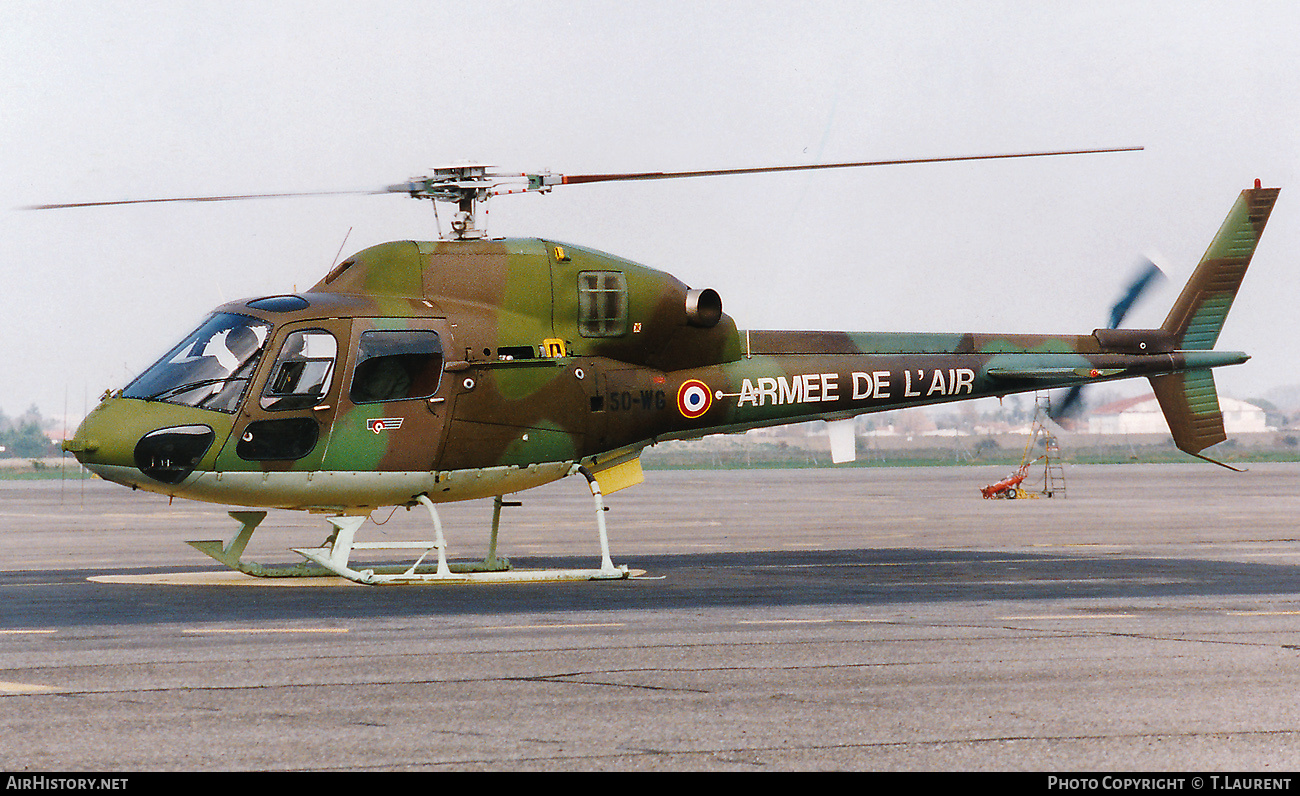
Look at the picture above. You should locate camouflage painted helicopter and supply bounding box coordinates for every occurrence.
[46,150,1279,584]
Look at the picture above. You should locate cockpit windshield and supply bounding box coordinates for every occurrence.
[123,313,272,412]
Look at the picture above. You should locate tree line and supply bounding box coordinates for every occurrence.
[0,406,62,458]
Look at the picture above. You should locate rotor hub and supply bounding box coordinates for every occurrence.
[391,164,557,240]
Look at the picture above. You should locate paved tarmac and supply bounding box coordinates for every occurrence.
[1,462,1299,771]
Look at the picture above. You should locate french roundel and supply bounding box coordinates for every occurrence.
[676,379,713,419]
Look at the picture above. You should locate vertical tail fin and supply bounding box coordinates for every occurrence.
[1151,183,1278,467]
[1161,185,1280,349]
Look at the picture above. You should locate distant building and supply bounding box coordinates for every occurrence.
[1087,394,1269,435]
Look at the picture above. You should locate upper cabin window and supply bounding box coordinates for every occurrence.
[246,295,309,312]
[578,271,628,337]
[350,330,444,403]
[260,330,338,411]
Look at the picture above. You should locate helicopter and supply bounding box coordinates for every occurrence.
[43,149,1279,585]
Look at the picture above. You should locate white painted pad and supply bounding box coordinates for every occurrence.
[89,569,647,587]
[91,572,363,587]
[0,681,56,694]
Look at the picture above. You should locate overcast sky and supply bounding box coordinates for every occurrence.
[3,1,1297,423]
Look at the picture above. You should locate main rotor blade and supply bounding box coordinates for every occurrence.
[557,147,1144,186]
[25,189,390,211]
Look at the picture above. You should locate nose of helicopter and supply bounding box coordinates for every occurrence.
[64,397,230,489]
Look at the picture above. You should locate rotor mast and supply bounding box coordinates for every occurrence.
[391,164,561,240]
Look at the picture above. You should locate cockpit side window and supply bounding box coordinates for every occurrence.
[260,330,338,411]
[349,330,443,404]
[123,313,272,413]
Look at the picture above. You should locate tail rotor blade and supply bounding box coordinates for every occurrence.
[1054,257,1167,424]
[1050,385,1086,422]
[1108,257,1167,329]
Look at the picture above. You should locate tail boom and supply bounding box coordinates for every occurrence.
[601,184,1277,468]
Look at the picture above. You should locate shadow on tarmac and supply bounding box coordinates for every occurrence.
[5,546,1300,628]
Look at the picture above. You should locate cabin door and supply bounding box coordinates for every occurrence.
[317,317,454,472]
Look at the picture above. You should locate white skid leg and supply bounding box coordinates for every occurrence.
[415,494,453,578]
[293,514,393,584]
[488,496,518,570]
[188,511,332,577]
[296,501,469,584]
[326,515,366,570]
[577,466,630,579]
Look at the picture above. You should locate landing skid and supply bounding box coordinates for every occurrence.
[186,466,631,585]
